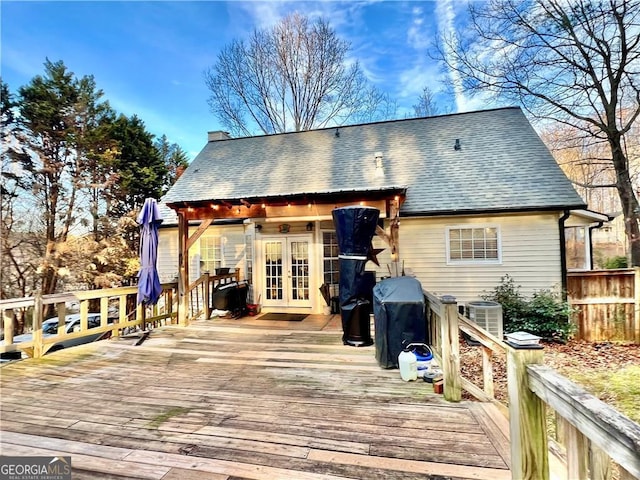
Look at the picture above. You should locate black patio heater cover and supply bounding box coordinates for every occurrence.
[332,206,380,346]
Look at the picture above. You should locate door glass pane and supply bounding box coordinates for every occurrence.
[290,241,309,301]
[265,241,283,300]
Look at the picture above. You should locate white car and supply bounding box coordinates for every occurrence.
[1,313,109,359]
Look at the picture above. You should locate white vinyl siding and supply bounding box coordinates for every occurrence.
[157,229,179,283]
[387,213,562,303]
[156,225,246,283]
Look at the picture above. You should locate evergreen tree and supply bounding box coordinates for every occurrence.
[107,114,168,218]
[15,60,114,296]
[155,134,189,187]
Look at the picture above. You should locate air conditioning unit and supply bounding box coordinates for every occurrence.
[465,301,503,340]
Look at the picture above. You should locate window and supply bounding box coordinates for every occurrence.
[323,231,340,297]
[446,226,500,263]
[244,233,254,302]
[565,226,588,270]
[200,236,222,273]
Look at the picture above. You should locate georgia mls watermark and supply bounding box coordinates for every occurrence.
[0,456,71,480]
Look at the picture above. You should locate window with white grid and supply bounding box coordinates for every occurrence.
[200,236,222,273]
[446,226,500,264]
[322,231,340,297]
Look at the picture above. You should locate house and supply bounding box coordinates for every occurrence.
[159,107,603,316]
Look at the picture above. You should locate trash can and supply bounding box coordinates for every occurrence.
[373,276,426,368]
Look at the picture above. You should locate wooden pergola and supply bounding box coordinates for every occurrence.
[166,187,407,324]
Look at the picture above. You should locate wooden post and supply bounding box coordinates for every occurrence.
[114,294,127,338]
[32,294,44,359]
[178,211,189,326]
[590,444,612,480]
[100,297,109,328]
[565,422,588,480]
[440,295,461,402]
[138,302,145,331]
[80,300,89,332]
[3,308,15,345]
[506,343,548,480]
[204,272,211,320]
[482,346,495,398]
[634,267,640,344]
[390,196,400,276]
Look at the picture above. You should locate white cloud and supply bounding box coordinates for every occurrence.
[435,0,467,112]
[406,5,430,51]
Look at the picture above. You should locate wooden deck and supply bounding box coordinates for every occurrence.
[0,314,511,480]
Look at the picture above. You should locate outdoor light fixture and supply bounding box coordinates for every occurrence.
[256,224,263,232]
[306,222,314,231]
[374,151,384,178]
[454,139,461,150]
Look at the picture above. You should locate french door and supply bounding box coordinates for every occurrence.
[263,236,311,308]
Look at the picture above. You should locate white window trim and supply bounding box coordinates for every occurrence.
[321,229,340,296]
[199,235,223,273]
[566,225,591,271]
[445,224,502,265]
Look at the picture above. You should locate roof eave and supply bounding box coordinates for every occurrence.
[401,203,588,218]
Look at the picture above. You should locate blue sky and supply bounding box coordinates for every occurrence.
[1,1,483,160]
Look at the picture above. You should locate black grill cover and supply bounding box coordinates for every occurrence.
[373,276,426,368]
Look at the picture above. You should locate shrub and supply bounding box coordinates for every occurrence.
[482,275,576,343]
[602,255,628,269]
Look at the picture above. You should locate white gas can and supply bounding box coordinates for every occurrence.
[398,349,418,381]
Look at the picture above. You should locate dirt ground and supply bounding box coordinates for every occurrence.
[459,338,640,420]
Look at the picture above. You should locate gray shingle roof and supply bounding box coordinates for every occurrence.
[162,107,585,215]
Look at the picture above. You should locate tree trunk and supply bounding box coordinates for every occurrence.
[610,136,640,266]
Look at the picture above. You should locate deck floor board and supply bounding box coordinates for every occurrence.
[0,315,511,479]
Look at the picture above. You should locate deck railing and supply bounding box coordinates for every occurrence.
[188,269,240,320]
[0,270,241,360]
[426,291,640,480]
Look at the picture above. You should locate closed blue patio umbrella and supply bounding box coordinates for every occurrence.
[137,198,163,305]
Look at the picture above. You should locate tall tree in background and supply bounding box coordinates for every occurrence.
[155,134,190,186]
[107,114,168,218]
[3,62,181,300]
[412,86,440,117]
[438,0,640,264]
[15,60,114,296]
[205,12,386,136]
[1,79,38,301]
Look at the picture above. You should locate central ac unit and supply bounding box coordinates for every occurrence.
[465,301,503,340]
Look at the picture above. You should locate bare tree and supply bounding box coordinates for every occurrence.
[543,124,621,213]
[412,86,440,117]
[205,13,385,136]
[437,0,640,264]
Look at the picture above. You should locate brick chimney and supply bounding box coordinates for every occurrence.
[208,131,231,142]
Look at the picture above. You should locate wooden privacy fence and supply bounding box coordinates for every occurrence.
[426,291,640,480]
[567,269,640,343]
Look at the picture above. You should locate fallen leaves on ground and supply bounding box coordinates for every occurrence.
[459,338,640,422]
